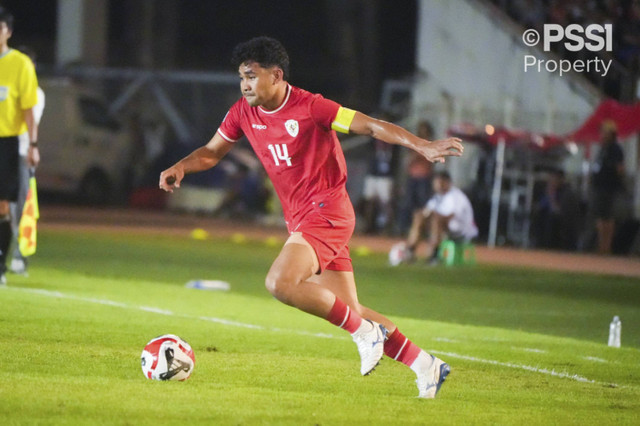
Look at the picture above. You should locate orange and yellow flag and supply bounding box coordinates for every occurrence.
[18,176,39,257]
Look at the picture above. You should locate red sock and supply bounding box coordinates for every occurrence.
[384,328,422,366]
[326,298,362,334]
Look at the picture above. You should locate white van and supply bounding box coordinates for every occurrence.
[37,78,132,204]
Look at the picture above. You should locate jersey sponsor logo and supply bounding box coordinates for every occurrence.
[0,86,8,102]
[252,123,267,130]
[285,119,299,137]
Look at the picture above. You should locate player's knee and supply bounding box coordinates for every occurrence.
[264,270,297,303]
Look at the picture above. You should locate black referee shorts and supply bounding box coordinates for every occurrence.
[0,136,20,202]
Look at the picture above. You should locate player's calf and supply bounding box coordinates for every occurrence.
[327,298,386,375]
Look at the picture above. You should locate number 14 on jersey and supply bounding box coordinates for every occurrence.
[267,144,292,167]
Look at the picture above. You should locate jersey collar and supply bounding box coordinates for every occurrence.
[0,48,12,60]
[258,84,291,115]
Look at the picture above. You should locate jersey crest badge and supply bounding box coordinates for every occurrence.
[285,119,299,137]
[0,86,8,102]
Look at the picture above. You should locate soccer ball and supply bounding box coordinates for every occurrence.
[141,334,195,381]
[388,242,409,266]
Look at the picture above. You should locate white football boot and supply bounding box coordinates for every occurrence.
[414,351,450,398]
[10,258,27,276]
[351,320,387,375]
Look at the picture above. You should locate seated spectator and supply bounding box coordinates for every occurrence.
[406,171,478,264]
[214,164,271,220]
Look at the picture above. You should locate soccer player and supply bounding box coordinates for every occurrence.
[0,8,40,285]
[160,37,463,398]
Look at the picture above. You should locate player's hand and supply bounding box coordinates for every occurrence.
[159,166,184,193]
[27,145,40,168]
[415,137,464,163]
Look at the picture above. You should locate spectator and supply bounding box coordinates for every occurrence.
[214,163,271,220]
[590,119,625,254]
[616,0,640,68]
[406,171,478,264]
[361,113,400,234]
[532,169,581,251]
[398,120,434,236]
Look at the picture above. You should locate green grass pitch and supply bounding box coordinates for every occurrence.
[1,228,639,425]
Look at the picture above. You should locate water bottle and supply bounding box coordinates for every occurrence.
[608,316,621,348]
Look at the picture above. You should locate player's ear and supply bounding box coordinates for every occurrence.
[271,67,284,85]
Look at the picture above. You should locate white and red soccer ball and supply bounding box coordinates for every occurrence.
[141,334,195,381]
[388,242,410,266]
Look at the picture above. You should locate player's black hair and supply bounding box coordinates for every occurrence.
[434,170,452,181]
[231,36,290,81]
[0,7,14,31]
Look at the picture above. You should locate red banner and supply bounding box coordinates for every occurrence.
[569,99,640,143]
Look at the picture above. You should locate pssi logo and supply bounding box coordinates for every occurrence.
[522,24,612,52]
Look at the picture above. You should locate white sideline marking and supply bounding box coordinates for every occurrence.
[3,286,622,387]
[139,306,174,315]
[433,337,459,343]
[3,286,342,340]
[512,347,547,354]
[198,316,264,330]
[431,350,619,387]
[583,356,608,363]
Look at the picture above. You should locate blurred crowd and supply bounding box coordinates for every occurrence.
[353,115,635,256]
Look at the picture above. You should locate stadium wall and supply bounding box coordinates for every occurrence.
[410,0,609,192]
[414,0,599,133]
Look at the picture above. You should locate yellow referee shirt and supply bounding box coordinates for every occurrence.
[0,49,39,137]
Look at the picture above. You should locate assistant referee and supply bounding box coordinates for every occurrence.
[0,7,40,285]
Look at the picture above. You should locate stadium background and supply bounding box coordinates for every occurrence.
[2,0,640,255]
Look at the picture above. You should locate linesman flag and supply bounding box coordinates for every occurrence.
[18,174,40,257]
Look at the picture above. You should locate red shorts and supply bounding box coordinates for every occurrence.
[288,191,356,273]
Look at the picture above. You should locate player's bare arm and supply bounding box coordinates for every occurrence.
[24,108,39,168]
[159,132,233,192]
[349,112,463,163]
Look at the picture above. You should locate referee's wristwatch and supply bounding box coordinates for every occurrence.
[29,141,38,147]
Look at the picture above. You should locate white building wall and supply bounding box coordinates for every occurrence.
[414,0,599,133]
[412,0,606,190]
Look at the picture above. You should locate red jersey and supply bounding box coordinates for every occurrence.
[218,85,351,225]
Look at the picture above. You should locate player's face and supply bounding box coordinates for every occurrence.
[238,62,280,107]
[0,21,12,48]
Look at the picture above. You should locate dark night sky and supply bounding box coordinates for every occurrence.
[1,0,417,102]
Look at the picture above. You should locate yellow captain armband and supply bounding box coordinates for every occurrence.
[331,107,357,134]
